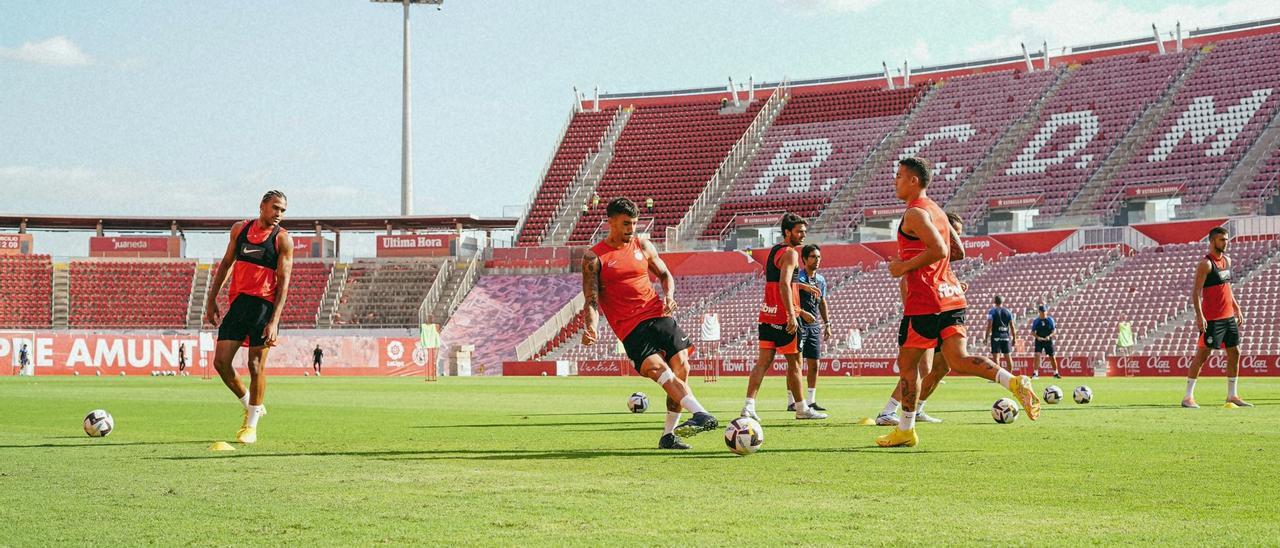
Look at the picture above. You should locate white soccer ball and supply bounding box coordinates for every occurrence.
[1043,385,1064,404]
[724,417,764,455]
[84,409,114,437]
[627,392,649,413]
[991,398,1019,424]
[304,372,310,377]
[1073,385,1093,404]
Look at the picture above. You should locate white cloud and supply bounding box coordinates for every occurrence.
[963,0,1276,59]
[0,36,91,66]
[777,0,886,14]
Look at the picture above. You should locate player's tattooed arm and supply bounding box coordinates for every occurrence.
[581,250,601,345]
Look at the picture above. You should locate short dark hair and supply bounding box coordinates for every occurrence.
[606,197,638,218]
[994,295,1003,306]
[780,212,807,232]
[946,211,963,228]
[1208,226,1228,239]
[801,244,821,259]
[898,157,932,188]
[262,190,287,203]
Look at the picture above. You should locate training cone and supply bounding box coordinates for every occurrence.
[209,441,236,452]
[1223,402,1239,409]
[856,417,876,426]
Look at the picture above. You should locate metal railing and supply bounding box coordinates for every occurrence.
[515,293,584,361]
[416,259,454,326]
[543,106,628,244]
[443,257,481,320]
[672,83,788,243]
[515,107,579,241]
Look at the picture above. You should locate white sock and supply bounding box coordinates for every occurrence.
[239,394,250,410]
[881,397,899,415]
[807,388,817,405]
[744,397,756,411]
[664,412,681,435]
[786,391,795,405]
[1227,377,1238,399]
[917,400,927,414]
[247,405,264,428]
[1185,378,1197,399]
[794,399,809,413]
[898,410,916,431]
[680,395,706,414]
[996,369,1014,390]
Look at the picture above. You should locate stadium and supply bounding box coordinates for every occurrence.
[3,3,1280,545]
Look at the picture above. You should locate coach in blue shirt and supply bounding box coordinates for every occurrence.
[1031,305,1061,379]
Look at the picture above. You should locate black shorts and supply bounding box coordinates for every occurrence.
[799,324,822,360]
[1200,318,1239,350]
[991,339,1012,355]
[217,295,275,347]
[758,322,799,355]
[622,317,693,371]
[899,309,967,349]
[1034,339,1055,356]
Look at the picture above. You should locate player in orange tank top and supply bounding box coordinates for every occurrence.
[582,198,718,449]
[1182,226,1250,408]
[204,190,295,445]
[876,158,1040,449]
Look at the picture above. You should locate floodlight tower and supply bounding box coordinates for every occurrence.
[372,0,443,216]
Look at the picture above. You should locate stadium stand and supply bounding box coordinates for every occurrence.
[703,86,924,238]
[516,109,618,247]
[835,69,1060,230]
[978,51,1194,221]
[333,259,443,328]
[1099,33,1280,218]
[440,274,581,370]
[69,260,195,329]
[0,254,52,328]
[566,100,764,244]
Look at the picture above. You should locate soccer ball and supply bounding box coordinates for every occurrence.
[1043,385,1064,404]
[627,392,649,413]
[724,417,764,455]
[84,409,114,437]
[1073,385,1093,404]
[991,398,1019,424]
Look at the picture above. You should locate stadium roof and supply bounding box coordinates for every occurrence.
[0,214,517,233]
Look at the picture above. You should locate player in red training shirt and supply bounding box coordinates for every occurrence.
[582,198,718,450]
[1182,226,1250,408]
[205,190,294,444]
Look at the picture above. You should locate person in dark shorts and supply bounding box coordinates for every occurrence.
[1030,306,1060,378]
[178,344,187,373]
[205,190,295,444]
[582,198,717,450]
[987,296,1017,375]
[789,244,831,412]
[742,213,827,422]
[1183,226,1249,408]
[312,345,323,376]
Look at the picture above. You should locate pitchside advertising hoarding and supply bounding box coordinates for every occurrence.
[0,332,434,377]
[376,234,455,257]
[1107,354,1280,376]
[511,355,1094,377]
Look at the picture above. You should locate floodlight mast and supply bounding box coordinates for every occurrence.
[371,0,444,216]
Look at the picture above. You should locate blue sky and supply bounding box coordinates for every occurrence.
[1,0,1270,258]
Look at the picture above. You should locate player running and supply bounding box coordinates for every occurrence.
[1030,306,1061,378]
[786,244,832,412]
[1182,226,1250,408]
[877,158,1039,448]
[742,213,828,421]
[876,211,964,426]
[987,296,1017,375]
[582,198,717,450]
[204,190,294,444]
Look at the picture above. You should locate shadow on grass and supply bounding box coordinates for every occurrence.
[154,445,980,462]
[412,420,645,429]
[0,439,211,449]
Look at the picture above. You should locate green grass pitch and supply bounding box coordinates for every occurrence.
[2,375,1277,545]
